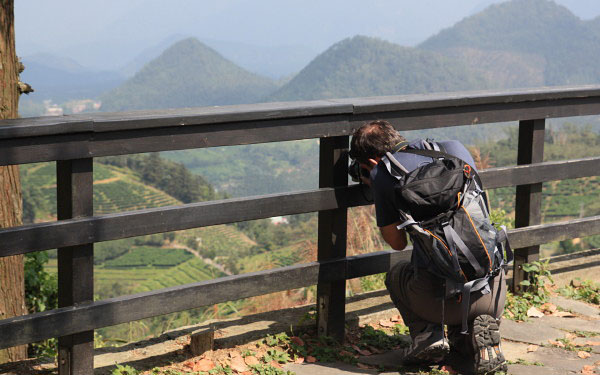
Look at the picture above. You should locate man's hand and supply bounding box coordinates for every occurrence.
[380,222,407,250]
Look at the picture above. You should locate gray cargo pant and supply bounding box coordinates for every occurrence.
[385,260,507,339]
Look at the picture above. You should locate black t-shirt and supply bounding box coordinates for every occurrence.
[371,139,478,228]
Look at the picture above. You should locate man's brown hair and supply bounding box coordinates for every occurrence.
[349,120,406,163]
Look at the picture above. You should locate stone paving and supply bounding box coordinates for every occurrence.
[1,283,598,374]
[285,296,600,375]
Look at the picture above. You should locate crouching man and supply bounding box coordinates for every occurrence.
[349,120,508,375]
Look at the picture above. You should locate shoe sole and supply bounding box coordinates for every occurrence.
[414,341,450,364]
[472,315,507,375]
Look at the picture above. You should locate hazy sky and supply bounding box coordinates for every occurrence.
[14,0,600,72]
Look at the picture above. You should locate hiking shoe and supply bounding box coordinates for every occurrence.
[471,315,507,374]
[401,328,450,365]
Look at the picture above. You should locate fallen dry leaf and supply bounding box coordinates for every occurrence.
[565,333,578,341]
[339,350,354,357]
[527,306,545,318]
[367,345,383,354]
[578,351,592,359]
[244,355,260,366]
[230,356,250,373]
[553,311,576,317]
[290,336,304,347]
[357,363,375,369]
[194,358,215,372]
[306,356,317,363]
[548,340,565,348]
[240,372,253,375]
[379,319,395,327]
[586,341,600,346]
[527,344,539,352]
[582,365,596,375]
[269,360,282,368]
[351,344,372,356]
[390,315,402,322]
[540,302,557,314]
[294,356,305,364]
[440,365,458,374]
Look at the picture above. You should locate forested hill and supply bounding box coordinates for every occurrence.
[420,0,600,86]
[268,35,489,102]
[100,38,278,111]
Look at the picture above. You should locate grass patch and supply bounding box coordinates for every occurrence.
[105,247,192,268]
[558,279,600,305]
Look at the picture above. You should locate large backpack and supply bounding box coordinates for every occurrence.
[381,141,513,333]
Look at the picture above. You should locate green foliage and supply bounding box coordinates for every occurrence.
[25,251,59,359]
[263,348,291,363]
[555,338,593,353]
[98,152,218,204]
[104,247,192,268]
[421,0,600,86]
[264,332,291,347]
[95,238,136,264]
[359,273,386,292]
[25,251,57,313]
[270,36,488,102]
[101,38,277,112]
[249,364,294,375]
[164,140,319,197]
[504,260,553,321]
[507,358,544,366]
[111,364,140,375]
[559,279,600,305]
[359,325,410,350]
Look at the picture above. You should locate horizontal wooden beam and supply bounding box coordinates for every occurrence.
[0,186,370,256]
[2,86,600,165]
[0,249,407,349]
[1,153,599,256]
[507,215,600,249]
[1,214,599,349]
[480,156,600,189]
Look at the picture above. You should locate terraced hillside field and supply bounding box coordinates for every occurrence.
[20,162,181,220]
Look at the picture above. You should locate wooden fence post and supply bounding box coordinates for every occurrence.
[317,136,349,341]
[512,119,545,292]
[57,159,94,375]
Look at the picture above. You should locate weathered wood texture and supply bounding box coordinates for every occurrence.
[1,156,598,257]
[0,86,599,354]
[0,249,406,349]
[317,136,349,341]
[513,119,545,292]
[0,221,597,350]
[56,159,94,375]
[2,86,600,165]
[1,211,599,350]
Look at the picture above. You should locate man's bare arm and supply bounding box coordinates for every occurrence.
[379,222,407,250]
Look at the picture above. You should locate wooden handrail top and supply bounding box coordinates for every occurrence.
[2,85,600,139]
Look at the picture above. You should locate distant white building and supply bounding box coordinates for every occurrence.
[270,216,288,225]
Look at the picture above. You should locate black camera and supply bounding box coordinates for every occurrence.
[349,160,370,182]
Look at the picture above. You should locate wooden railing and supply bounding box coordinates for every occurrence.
[1,86,600,374]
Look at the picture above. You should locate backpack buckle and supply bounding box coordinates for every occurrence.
[463,164,472,178]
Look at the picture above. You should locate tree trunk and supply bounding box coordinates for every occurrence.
[0,0,27,363]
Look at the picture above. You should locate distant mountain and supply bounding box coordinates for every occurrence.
[20,53,124,102]
[100,38,278,112]
[268,36,489,102]
[421,0,600,86]
[120,34,188,77]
